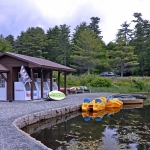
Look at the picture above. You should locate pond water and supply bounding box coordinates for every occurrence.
[22,104,150,150]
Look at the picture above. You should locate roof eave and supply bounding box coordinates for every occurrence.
[0,52,76,72]
[0,70,9,73]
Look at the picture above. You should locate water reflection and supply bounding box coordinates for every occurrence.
[81,107,122,122]
[22,104,150,150]
[82,109,107,122]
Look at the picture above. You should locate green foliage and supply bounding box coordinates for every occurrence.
[15,27,47,58]
[90,76,112,87]
[46,24,71,66]
[89,17,102,37]
[133,78,145,90]
[66,75,81,86]
[62,73,150,93]
[112,77,133,87]
[131,13,150,76]
[5,34,15,52]
[79,74,94,86]
[0,35,12,52]
[71,27,106,74]
[2,14,150,77]
[89,86,140,93]
[108,28,138,77]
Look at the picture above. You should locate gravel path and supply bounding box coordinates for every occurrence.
[0,93,113,150]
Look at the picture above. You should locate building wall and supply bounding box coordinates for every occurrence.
[0,55,28,100]
[0,55,58,100]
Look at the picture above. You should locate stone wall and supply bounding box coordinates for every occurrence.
[12,104,81,150]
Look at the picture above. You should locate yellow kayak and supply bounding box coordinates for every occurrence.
[105,98,123,108]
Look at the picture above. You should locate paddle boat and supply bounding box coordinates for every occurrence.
[99,96,107,105]
[81,97,106,112]
[90,98,106,112]
[81,98,91,111]
[105,98,123,108]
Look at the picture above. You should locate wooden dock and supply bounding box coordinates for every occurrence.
[123,103,143,109]
[119,99,143,104]
[113,94,147,99]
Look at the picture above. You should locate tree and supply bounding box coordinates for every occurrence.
[131,13,150,75]
[57,24,71,66]
[109,31,138,77]
[46,24,71,65]
[5,34,15,52]
[89,17,102,38]
[0,34,12,53]
[119,21,133,44]
[72,22,88,45]
[71,28,105,74]
[46,26,61,62]
[15,27,47,58]
[105,41,116,71]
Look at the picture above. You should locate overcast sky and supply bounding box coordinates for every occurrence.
[0,0,150,44]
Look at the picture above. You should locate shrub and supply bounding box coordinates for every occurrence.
[66,75,81,87]
[133,79,145,90]
[79,74,94,86]
[90,77,112,87]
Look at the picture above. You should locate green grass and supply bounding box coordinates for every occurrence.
[55,73,150,94]
[89,86,144,94]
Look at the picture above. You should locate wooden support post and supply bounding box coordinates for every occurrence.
[64,72,67,95]
[30,68,34,100]
[49,71,53,91]
[41,69,43,98]
[58,71,61,91]
[8,70,13,101]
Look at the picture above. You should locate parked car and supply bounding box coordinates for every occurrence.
[100,72,119,77]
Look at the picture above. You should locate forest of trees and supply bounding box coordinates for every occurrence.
[1,12,150,77]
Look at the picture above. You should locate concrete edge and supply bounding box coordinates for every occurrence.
[12,104,81,150]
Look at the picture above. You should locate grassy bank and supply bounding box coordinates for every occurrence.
[55,73,150,94]
[53,73,150,105]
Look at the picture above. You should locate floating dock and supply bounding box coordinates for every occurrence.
[123,103,143,109]
[119,98,143,104]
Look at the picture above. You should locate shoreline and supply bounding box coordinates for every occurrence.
[0,93,113,150]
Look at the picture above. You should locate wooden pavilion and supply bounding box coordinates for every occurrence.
[0,52,76,101]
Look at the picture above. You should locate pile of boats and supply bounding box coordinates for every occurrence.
[81,95,145,121]
[81,96,123,112]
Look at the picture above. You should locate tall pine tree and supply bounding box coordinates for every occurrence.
[71,28,105,74]
[108,22,138,76]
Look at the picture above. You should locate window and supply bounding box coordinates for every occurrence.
[0,75,5,88]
